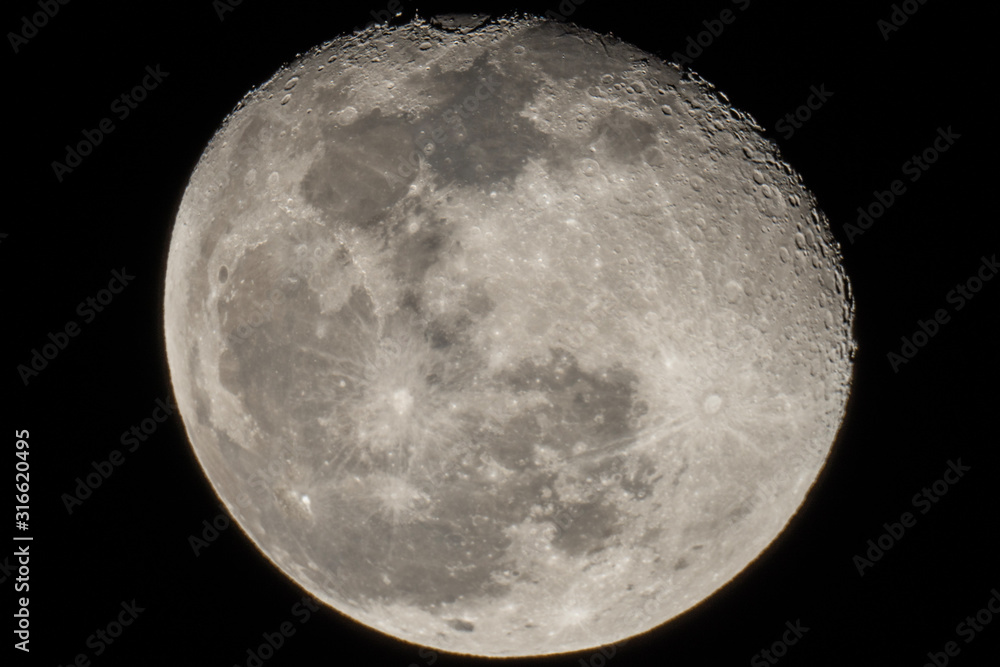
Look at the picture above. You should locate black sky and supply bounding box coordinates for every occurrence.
[6,0,998,665]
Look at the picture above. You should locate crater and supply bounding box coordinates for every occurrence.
[391,388,414,415]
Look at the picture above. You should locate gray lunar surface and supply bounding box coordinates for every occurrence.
[164,16,854,657]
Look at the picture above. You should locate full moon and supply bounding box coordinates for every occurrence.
[164,15,854,657]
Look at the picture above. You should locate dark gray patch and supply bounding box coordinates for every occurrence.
[399,289,421,313]
[483,411,540,471]
[640,526,662,546]
[464,282,495,316]
[410,53,550,189]
[390,221,449,284]
[188,342,212,426]
[218,265,228,283]
[236,114,267,147]
[501,348,641,450]
[673,557,690,571]
[590,108,659,162]
[672,460,689,487]
[427,320,461,349]
[515,22,617,82]
[726,499,754,522]
[422,281,495,351]
[428,306,481,349]
[300,108,416,230]
[551,498,621,557]
[642,145,666,167]
[193,393,211,427]
[215,429,244,464]
[620,455,660,500]
[447,618,475,632]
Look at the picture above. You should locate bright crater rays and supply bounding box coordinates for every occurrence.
[164,15,854,658]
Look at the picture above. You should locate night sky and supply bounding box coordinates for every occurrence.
[7,0,997,665]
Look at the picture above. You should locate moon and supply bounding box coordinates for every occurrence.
[164,15,854,657]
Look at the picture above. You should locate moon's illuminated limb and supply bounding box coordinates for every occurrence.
[164,15,854,657]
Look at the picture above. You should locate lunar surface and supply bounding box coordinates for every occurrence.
[164,16,854,657]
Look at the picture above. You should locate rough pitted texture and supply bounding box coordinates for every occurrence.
[164,16,855,657]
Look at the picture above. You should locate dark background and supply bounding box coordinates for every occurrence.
[6,0,997,665]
